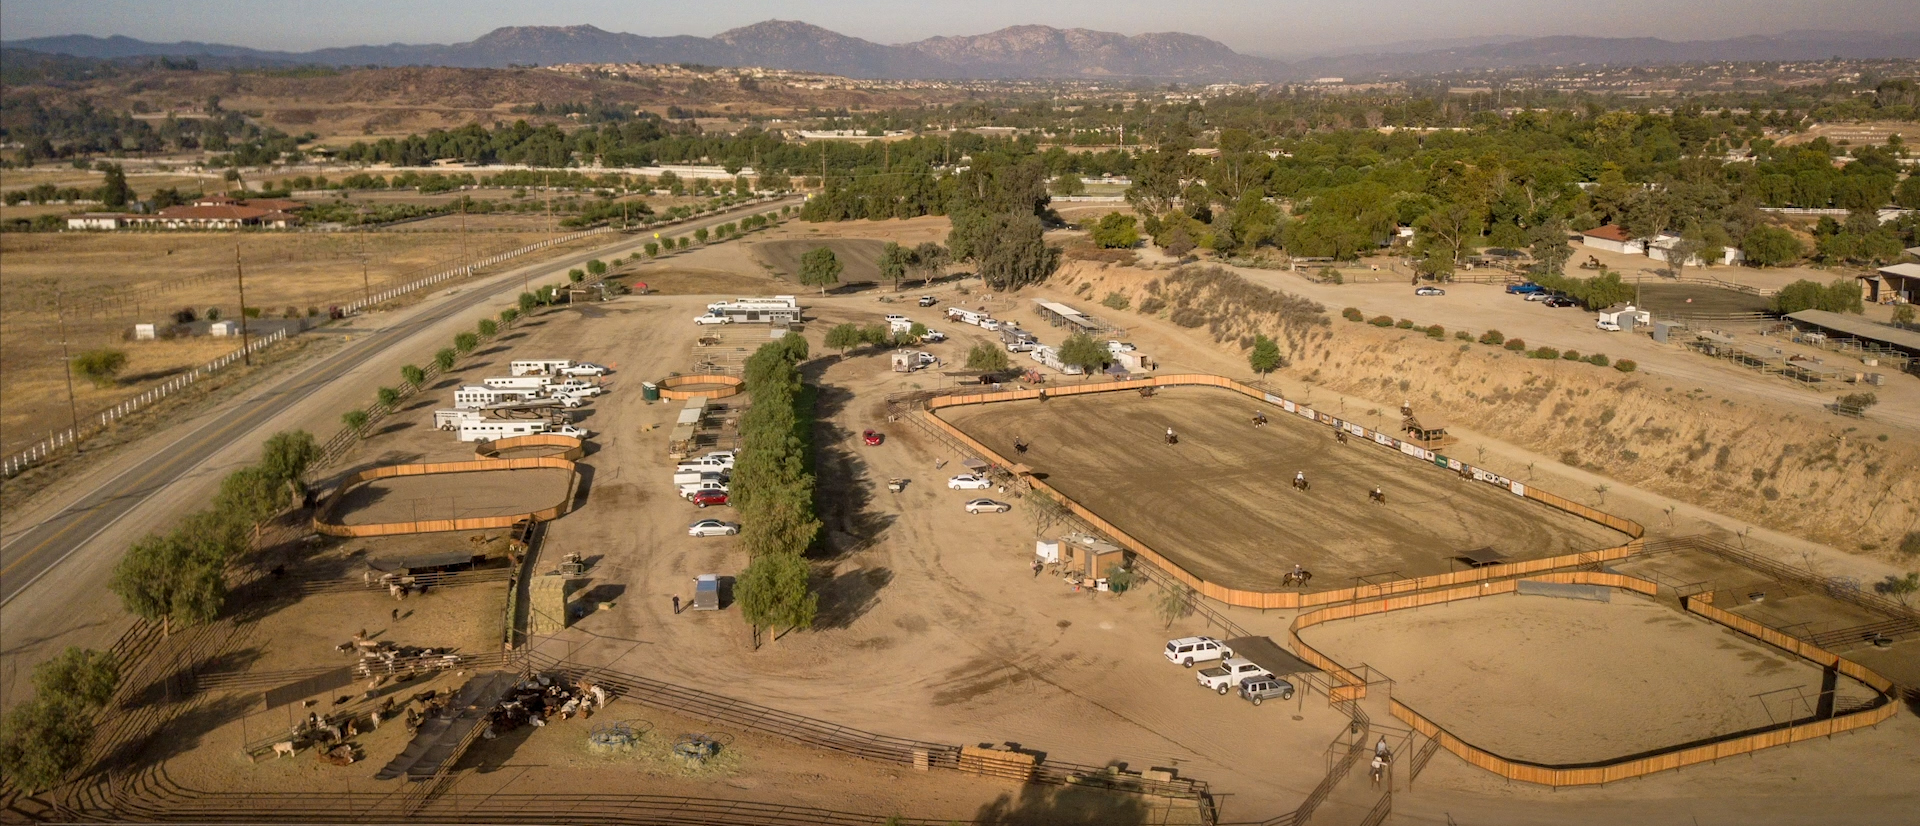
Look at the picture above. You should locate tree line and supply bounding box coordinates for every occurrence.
[731,334,822,642]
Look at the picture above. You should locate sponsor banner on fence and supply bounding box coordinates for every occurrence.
[1345,422,1366,438]
[1400,442,1433,461]
[1281,399,1296,413]
[1373,432,1395,447]
[1264,393,1283,405]
[1296,406,1315,420]
[1510,481,1527,496]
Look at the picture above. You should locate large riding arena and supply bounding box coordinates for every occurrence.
[938,384,1629,591]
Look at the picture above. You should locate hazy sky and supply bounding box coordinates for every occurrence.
[5,0,1917,57]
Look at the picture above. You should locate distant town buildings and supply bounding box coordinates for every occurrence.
[66,194,307,231]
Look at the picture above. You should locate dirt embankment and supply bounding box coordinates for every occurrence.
[1055,261,1920,558]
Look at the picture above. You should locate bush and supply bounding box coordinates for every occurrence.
[568,268,585,283]
[966,343,1011,372]
[1321,267,1343,285]
[400,364,426,387]
[1425,325,1445,339]
[1837,392,1879,411]
[1368,315,1394,327]
[1101,292,1130,311]
[73,349,128,388]
[1138,297,1167,314]
[1530,347,1560,359]
[1503,338,1526,351]
[1394,318,1414,329]
[1613,359,1637,373]
[1561,349,1582,361]
[1478,329,1505,345]
[1586,353,1610,367]
[1454,330,1472,341]
[1342,307,1365,322]
[645,241,660,256]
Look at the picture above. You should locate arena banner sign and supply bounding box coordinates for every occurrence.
[1281,399,1296,413]
[1400,442,1434,461]
[1264,393,1284,405]
[1296,405,1316,420]
[1373,432,1396,447]
[1510,481,1527,496]
[1346,423,1368,438]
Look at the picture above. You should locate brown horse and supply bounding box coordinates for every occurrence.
[1292,475,1310,492]
[1369,488,1386,505]
[1282,569,1313,587]
[1335,429,1349,444]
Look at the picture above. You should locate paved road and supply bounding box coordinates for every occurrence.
[0,199,798,607]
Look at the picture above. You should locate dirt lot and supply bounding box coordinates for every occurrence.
[1631,282,1772,316]
[332,468,575,526]
[939,385,1629,590]
[1302,591,1843,763]
[753,238,888,285]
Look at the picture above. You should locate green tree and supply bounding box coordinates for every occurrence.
[907,321,928,341]
[1153,583,1192,628]
[215,465,288,532]
[966,343,1011,372]
[73,349,128,388]
[694,227,710,243]
[1874,572,1919,606]
[963,211,1058,291]
[1894,304,1915,327]
[677,237,689,249]
[518,292,540,314]
[258,430,319,493]
[341,409,370,433]
[912,242,949,285]
[434,348,457,371]
[798,246,843,294]
[1049,173,1086,196]
[736,552,817,642]
[33,647,119,708]
[825,322,864,353]
[108,518,232,634]
[376,386,402,408]
[1090,211,1141,249]
[0,694,95,792]
[477,318,498,337]
[1771,278,1864,314]
[1058,332,1111,374]
[878,241,912,291]
[455,331,479,353]
[568,268,585,283]
[1528,220,1573,277]
[1249,334,1283,375]
[400,364,426,387]
[645,241,660,256]
[499,308,519,325]
[586,259,608,276]
[98,162,133,208]
[1741,225,1805,267]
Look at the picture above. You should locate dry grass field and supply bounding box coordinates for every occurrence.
[752,238,889,285]
[940,386,1628,590]
[0,229,579,453]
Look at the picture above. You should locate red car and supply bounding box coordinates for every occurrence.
[690,489,729,508]
[863,430,883,446]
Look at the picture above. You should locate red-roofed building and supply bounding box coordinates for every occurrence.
[1579,224,1644,255]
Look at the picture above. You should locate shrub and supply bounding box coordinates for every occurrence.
[400,364,426,387]
[1101,292,1131,311]
[1394,318,1414,329]
[1425,325,1445,339]
[1342,307,1365,322]
[1613,359,1637,373]
[1368,315,1394,327]
[1478,329,1505,345]
[1503,338,1526,351]
[1561,349,1582,361]
[1837,392,1879,411]
[1530,347,1560,359]
[645,241,660,256]
[73,349,128,388]
[966,343,1011,372]
[568,268,585,283]
[1138,297,1167,314]
[586,259,608,276]
[1454,330,1472,341]
[1586,353,1610,367]
[1320,267,1343,285]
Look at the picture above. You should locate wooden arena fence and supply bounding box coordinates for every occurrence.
[921,374,1645,610]
[313,436,583,537]
[659,373,743,401]
[1373,584,1899,787]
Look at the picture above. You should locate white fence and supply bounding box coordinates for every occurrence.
[3,328,286,478]
[337,227,610,315]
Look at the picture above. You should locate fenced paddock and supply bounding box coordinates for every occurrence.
[1284,574,1896,787]
[923,374,1643,608]
[312,446,581,537]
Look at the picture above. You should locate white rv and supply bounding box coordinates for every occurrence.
[482,376,553,391]
[510,359,574,376]
[705,295,802,324]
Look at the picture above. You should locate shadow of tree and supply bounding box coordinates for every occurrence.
[804,381,892,558]
[812,567,892,630]
[972,782,1154,825]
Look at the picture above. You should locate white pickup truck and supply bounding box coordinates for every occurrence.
[1196,658,1270,695]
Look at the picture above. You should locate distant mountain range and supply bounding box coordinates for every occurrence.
[6,22,1919,81]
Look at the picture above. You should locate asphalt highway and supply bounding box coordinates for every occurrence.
[0,199,798,607]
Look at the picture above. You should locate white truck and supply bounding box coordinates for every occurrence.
[547,380,603,397]
[676,455,734,473]
[556,362,608,377]
[678,480,728,499]
[1000,325,1038,352]
[1196,658,1271,695]
[673,470,729,487]
[885,314,913,333]
[946,307,998,329]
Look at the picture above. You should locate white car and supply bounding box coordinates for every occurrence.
[694,314,732,325]
[947,473,992,490]
[964,498,1011,514]
[1524,292,1552,302]
[1414,286,1446,296]
[1165,636,1233,668]
[687,519,740,537]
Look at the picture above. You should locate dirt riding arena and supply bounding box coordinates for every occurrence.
[939,385,1629,591]
[1300,591,1852,764]
[330,467,574,526]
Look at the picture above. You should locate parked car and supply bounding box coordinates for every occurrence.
[921,329,947,342]
[947,473,992,490]
[693,313,732,325]
[1197,658,1271,694]
[964,498,1011,514]
[863,429,884,446]
[1238,675,1295,705]
[1414,287,1445,296]
[918,295,938,307]
[1164,636,1233,668]
[688,519,740,537]
[1506,283,1545,294]
[689,489,729,508]
[1524,291,1552,302]
[1545,296,1579,308]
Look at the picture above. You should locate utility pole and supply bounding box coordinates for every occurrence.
[359,232,371,308]
[235,244,251,366]
[544,173,553,234]
[55,289,79,439]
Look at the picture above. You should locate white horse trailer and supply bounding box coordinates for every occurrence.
[510,359,573,376]
[457,420,550,442]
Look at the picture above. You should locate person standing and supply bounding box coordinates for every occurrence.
[672,594,681,615]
